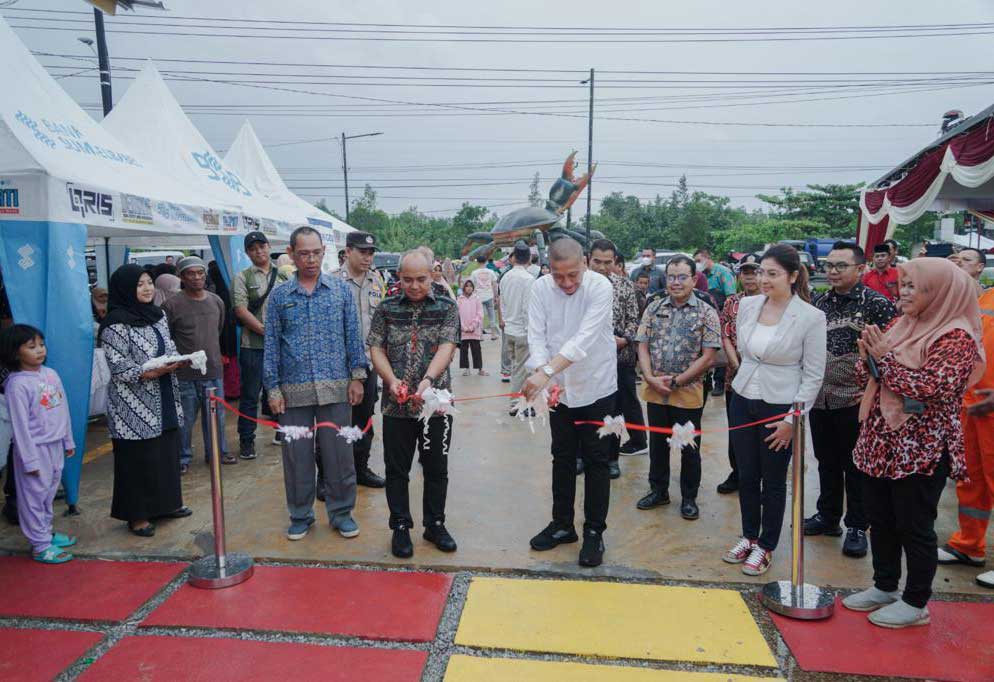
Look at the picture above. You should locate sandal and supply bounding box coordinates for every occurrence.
[33,546,73,564]
[51,532,77,548]
[128,522,156,537]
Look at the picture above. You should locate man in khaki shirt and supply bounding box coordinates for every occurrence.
[337,231,387,488]
[231,231,286,459]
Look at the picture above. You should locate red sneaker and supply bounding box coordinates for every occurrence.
[742,545,772,576]
[722,537,754,564]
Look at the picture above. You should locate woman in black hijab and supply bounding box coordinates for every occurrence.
[100,264,191,537]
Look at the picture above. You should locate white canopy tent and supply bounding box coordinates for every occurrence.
[224,120,356,253]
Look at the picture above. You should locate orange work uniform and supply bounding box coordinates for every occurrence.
[947,287,994,558]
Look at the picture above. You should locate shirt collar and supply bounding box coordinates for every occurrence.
[399,288,437,304]
[660,293,698,308]
[829,283,863,301]
[290,273,332,294]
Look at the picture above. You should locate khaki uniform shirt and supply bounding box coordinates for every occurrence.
[231,264,286,350]
[338,266,385,358]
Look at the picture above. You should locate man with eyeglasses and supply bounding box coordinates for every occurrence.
[635,255,720,521]
[806,241,896,558]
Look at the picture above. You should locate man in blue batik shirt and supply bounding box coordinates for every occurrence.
[264,226,368,542]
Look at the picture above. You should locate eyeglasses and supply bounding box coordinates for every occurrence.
[666,274,692,283]
[294,250,323,262]
[824,262,855,272]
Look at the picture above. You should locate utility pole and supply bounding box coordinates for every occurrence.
[339,131,383,223]
[582,68,594,245]
[93,8,113,116]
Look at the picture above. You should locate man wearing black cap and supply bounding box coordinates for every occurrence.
[338,231,387,488]
[232,231,286,460]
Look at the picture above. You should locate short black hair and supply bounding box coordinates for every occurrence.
[959,247,986,262]
[635,272,650,281]
[693,248,711,258]
[830,241,865,264]
[290,225,322,248]
[588,238,618,258]
[872,244,890,254]
[666,254,697,276]
[0,324,45,371]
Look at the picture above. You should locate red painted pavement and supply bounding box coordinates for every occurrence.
[0,628,102,681]
[771,597,994,681]
[0,557,183,622]
[143,565,452,642]
[80,635,427,681]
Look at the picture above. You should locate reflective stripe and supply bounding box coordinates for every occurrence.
[980,307,994,317]
[959,505,992,520]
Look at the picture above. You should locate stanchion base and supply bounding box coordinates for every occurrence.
[189,552,254,589]
[760,580,834,620]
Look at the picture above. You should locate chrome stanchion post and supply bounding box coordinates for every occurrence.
[189,387,254,589]
[759,402,834,619]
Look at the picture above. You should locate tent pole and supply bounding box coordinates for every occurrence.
[93,9,114,117]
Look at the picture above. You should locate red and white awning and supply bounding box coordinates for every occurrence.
[857,113,994,251]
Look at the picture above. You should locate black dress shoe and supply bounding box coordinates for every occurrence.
[530,522,578,551]
[608,461,621,479]
[578,530,604,568]
[152,506,192,520]
[357,468,386,488]
[128,522,156,537]
[636,490,670,510]
[680,499,699,520]
[803,513,843,537]
[392,526,414,558]
[716,475,739,494]
[423,522,457,552]
[576,458,584,475]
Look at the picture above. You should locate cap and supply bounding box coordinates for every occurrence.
[177,255,206,274]
[243,231,268,250]
[346,231,377,250]
[737,253,761,271]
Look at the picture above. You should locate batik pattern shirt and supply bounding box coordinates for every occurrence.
[853,328,977,481]
[609,273,640,367]
[636,294,721,408]
[263,274,367,408]
[813,284,896,410]
[367,291,461,418]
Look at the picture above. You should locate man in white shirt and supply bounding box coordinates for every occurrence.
[470,255,499,339]
[524,238,617,568]
[500,242,535,415]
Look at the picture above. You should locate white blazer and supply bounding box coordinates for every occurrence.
[731,294,827,418]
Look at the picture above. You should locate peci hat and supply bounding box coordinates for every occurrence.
[243,231,269,250]
[176,255,206,275]
[346,231,378,250]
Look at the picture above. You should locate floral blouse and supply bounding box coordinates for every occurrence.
[853,328,978,481]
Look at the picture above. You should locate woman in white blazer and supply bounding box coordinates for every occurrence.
[722,245,826,576]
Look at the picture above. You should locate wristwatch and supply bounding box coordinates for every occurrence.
[422,374,436,386]
[541,365,555,378]
[671,375,683,389]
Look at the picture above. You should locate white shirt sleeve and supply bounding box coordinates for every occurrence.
[526,284,549,371]
[559,277,613,363]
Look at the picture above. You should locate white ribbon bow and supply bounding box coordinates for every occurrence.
[667,421,698,457]
[596,415,628,441]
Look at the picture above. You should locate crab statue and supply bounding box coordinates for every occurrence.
[461,152,604,260]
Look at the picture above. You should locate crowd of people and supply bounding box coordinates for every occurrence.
[1,225,992,632]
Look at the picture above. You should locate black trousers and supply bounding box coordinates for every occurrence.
[647,402,704,500]
[724,394,738,480]
[383,415,451,530]
[550,395,614,533]
[615,365,646,454]
[728,393,793,551]
[810,405,866,530]
[863,456,948,608]
[459,339,483,369]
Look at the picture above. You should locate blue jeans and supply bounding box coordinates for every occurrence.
[179,377,229,465]
[238,348,264,445]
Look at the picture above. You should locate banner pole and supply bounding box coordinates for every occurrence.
[189,388,254,589]
[759,403,834,619]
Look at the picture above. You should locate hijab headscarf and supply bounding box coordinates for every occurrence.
[859,257,985,430]
[99,264,165,337]
[152,273,181,306]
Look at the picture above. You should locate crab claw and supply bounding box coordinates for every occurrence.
[561,151,579,182]
[557,162,597,214]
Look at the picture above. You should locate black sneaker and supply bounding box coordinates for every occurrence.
[636,489,670,510]
[842,528,868,558]
[530,522,579,551]
[716,474,739,494]
[239,441,257,460]
[392,526,414,558]
[608,461,621,479]
[578,530,604,567]
[803,513,843,537]
[423,522,457,552]
[619,441,648,456]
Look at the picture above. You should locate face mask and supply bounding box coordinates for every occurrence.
[641,257,652,266]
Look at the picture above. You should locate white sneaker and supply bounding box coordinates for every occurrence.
[977,569,994,589]
[842,586,900,612]
[723,537,754,564]
[868,600,930,629]
[742,545,772,576]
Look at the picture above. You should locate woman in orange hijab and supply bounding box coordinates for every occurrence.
[843,257,984,628]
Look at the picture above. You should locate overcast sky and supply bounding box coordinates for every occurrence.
[6,0,994,217]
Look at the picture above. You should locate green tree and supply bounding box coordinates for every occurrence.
[757,184,862,235]
[527,172,543,207]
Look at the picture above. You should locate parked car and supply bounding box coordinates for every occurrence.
[797,250,816,278]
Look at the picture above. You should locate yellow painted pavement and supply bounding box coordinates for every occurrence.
[455,577,777,668]
[445,656,783,681]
